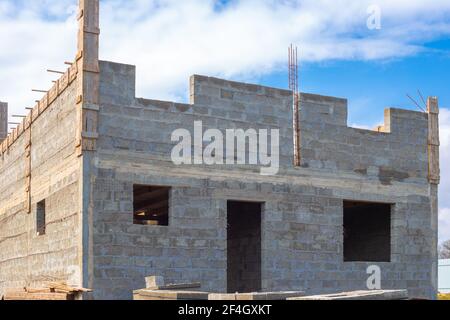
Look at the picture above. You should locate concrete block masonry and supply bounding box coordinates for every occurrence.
[86,61,438,299]
[0,60,440,299]
[0,61,440,299]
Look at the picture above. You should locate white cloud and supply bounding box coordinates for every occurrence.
[439,108,450,244]
[97,0,450,100]
[1,0,450,114]
[350,122,384,131]
[440,208,450,244]
[0,0,449,241]
[0,0,78,121]
[440,109,450,204]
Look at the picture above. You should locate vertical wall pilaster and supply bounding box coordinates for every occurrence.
[427,96,440,298]
[76,0,100,296]
[427,97,440,184]
[76,0,100,154]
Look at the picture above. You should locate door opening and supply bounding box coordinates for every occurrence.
[227,201,262,293]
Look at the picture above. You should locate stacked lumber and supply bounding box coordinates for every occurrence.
[44,281,92,294]
[3,281,92,300]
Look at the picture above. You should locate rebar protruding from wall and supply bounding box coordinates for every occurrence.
[427,97,440,185]
[289,44,300,166]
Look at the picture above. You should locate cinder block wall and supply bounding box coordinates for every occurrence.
[300,95,429,181]
[227,202,262,293]
[0,81,82,296]
[90,61,435,300]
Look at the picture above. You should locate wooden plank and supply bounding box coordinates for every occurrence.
[45,281,92,293]
[25,288,52,294]
[4,290,70,300]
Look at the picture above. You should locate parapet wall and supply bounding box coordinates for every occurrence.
[300,95,429,183]
[0,62,78,159]
[98,62,294,167]
[193,73,429,184]
[98,61,429,182]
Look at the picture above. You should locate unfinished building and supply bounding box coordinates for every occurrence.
[0,0,440,300]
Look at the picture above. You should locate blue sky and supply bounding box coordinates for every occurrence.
[261,41,450,126]
[0,0,449,242]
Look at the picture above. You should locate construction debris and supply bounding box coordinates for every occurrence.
[44,281,92,294]
[133,276,205,300]
[209,291,305,301]
[134,276,407,301]
[288,289,409,300]
[144,276,201,291]
[3,290,71,301]
[132,289,410,301]
[2,281,92,300]
[134,290,209,300]
[145,276,165,289]
[151,283,202,290]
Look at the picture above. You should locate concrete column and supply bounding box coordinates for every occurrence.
[75,0,100,299]
[0,101,7,142]
[76,0,100,153]
[427,97,440,299]
[427,97,440,184]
